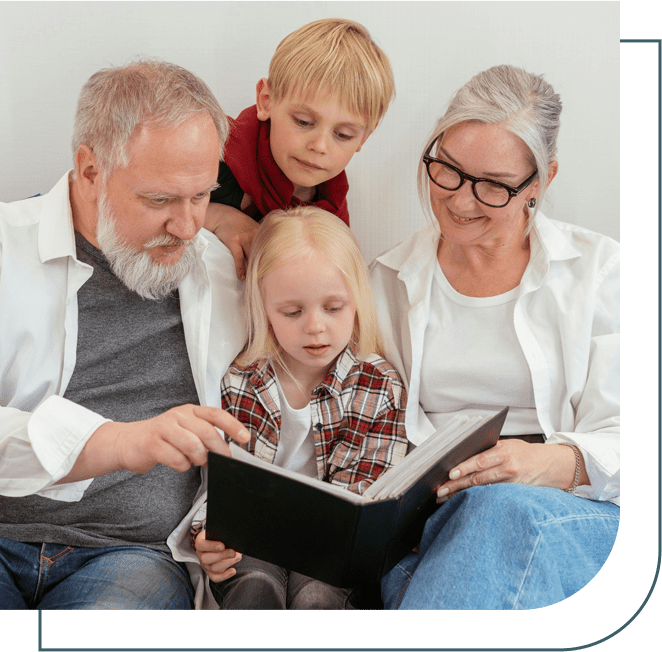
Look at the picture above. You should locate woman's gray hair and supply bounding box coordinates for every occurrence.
[72,57,229,180]
[419,65,562,230]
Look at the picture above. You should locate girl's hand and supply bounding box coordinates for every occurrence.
[436,439,586,503]
[194,530,242,583]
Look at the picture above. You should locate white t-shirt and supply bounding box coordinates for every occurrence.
[419,262,543,436]
[272,372,318,478]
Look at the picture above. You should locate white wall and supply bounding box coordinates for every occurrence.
[0,1,619,262]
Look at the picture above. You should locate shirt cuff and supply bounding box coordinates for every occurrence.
[29,395,110,499]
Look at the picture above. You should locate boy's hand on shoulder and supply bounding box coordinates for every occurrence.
[204,202,258,280]
[195,530,243,583]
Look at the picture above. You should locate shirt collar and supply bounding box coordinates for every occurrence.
[521,213,581,292]
[241,341,362,398]
[317,341,361,398]
[374,212,581,277]
[38,170,78,264]
[374,221,440,282]
[530,212,581,263]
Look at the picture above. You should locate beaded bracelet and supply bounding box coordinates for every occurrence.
[561,444,581,494]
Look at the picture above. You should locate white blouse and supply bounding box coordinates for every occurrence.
[370,213,620,505]
[419,262,542,436]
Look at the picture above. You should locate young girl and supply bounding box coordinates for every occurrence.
[192,206,408,609]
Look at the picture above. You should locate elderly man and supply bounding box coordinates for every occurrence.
[0,59,249,609]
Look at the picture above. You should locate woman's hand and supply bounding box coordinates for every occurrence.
[194,530,242,583]
[436,440,587,503]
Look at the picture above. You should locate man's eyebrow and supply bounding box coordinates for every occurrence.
[139,182,220,200]
[140,191,176,200]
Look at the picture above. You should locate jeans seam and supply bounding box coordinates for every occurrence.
[536,513,620,527]
[513,531,542,610]
[35,545,75,605]
[393,562,415,609]
[395,561,416,581]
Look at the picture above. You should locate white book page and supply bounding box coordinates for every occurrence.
[364,414,489,500]
[227,410,496,504]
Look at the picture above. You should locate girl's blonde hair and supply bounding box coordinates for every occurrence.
[239,206,383,368]
[267,18,395,131]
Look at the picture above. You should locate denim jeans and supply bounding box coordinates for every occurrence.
[0,537,194,609]
[381,484,620,610]
[211,555,353,609]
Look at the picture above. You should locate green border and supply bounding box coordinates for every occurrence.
[0,0,662,652]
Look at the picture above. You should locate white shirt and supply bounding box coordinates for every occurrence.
[273,373,317,478]
[0,171,246,607]
[420,261,542,435]
[370,212,620,505]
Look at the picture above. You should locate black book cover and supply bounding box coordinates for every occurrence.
[206,407,509,587]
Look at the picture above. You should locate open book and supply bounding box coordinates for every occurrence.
[206,407,509,587]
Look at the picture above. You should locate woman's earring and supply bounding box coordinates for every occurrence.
[527,198,537,209]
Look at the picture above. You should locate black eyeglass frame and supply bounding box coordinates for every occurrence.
[423,139,538,208]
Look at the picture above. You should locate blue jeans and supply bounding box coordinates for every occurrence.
[381,484,620,610]
[0,538,194,609]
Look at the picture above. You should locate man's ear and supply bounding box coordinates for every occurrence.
[75,145,103,202]
[255,78,272,121]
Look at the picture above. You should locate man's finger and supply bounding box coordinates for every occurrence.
[191,406,250,444]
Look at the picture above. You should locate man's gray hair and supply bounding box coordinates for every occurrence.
[419,65,562,230]
[72,57,229,179]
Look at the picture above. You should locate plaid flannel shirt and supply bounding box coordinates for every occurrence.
[189,343,408,544]
[224,343,408,494]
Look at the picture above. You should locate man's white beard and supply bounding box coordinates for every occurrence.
[96,189,200,300]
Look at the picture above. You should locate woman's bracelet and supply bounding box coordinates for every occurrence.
[561,444,581,494]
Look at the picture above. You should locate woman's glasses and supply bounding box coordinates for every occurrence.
[423,138,538,208]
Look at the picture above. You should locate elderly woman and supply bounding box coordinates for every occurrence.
[370,65,619,610]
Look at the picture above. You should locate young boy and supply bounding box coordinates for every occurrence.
[205,18,395,278]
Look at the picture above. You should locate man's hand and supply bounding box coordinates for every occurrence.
[112,405,250,474]
[59,405,250,483]
[204,202,258,280]
[194,530,242,583]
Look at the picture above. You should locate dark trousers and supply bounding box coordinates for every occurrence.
[211,555,352,609]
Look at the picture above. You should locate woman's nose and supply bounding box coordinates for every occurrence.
[447,178,479,210]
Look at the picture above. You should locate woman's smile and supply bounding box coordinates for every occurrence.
[447,209,484,225]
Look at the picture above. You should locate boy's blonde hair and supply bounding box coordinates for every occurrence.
[267,18,395,131]
[239,206,383,369]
